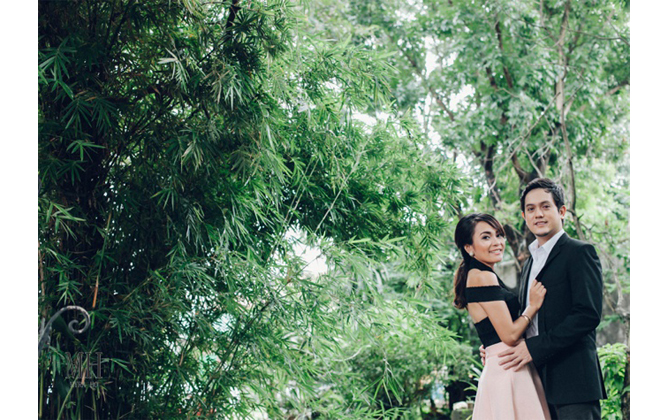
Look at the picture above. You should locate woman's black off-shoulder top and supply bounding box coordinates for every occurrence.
[464,258,520,348]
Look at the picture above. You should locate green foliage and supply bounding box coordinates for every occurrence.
[38,0,466,418]
[258,293,471,419]
[38,0,629,418]
[334,0,631,341]
[598,343,629,420]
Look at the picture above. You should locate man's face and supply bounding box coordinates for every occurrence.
[522,188,566,245]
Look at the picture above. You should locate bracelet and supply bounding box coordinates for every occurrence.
[521,314,532,325]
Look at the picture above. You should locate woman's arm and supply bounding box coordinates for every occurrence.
[468,270,545,346]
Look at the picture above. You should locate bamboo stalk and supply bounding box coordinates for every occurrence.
[92,211,113,309]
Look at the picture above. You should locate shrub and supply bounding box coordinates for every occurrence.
[598,343,630,420]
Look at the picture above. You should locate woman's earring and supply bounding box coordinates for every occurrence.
[468,252,474,257]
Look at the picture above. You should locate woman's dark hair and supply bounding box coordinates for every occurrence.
[520,178,566,212]
[453,213,505,309]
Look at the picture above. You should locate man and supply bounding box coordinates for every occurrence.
[497,178,607,419]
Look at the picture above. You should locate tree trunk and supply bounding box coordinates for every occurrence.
[555,0,586,241]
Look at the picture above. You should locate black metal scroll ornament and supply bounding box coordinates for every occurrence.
[38,306,91,356]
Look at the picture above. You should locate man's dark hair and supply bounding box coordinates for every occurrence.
[520,178,566,212]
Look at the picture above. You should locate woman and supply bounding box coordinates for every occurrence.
[453,213,550,420]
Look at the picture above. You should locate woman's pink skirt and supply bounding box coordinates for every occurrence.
[472,342,551,420]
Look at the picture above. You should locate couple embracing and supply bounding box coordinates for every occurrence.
[453,178,607,420]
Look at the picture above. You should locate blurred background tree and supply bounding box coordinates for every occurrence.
[316,0,629,340]
[38,0,628,418]
[302,0,629,416]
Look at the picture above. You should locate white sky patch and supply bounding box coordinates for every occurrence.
[451,84,474,108]
[297,242,328,277]
[285,227,328,277]
[353,111,392,137]
[352,112,377,127]
[424,36,439,78]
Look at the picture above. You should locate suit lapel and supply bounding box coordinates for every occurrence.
[519,233,570,308]
[535,232,569,281]
[519,255,533,308]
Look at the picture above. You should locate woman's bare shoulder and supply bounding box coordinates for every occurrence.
[466,269,498,287]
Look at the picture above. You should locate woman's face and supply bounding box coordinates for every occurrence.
[465,221,505,267]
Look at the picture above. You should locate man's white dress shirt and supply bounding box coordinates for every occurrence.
[525,229,565,338]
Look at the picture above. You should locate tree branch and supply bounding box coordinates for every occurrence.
[606,79,629,96]
[511,152,533,183]
[224,0,241,31]
[397,45,456,121]
[494,18,514,90]
[476,141,503,210]
[554,0,586,241]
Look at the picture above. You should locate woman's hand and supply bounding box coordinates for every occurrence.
[528,279,546,311]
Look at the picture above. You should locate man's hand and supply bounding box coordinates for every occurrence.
[479,345,486,366]
[498,340,533,371]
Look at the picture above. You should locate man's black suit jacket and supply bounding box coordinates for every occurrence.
[519,233,607,405]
